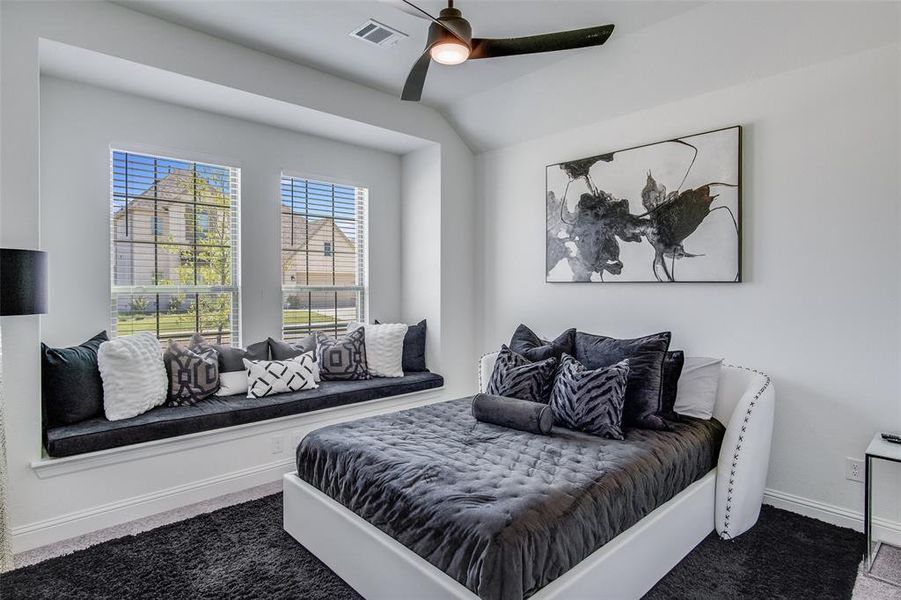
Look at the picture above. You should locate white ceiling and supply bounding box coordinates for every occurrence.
[116,0,703,109]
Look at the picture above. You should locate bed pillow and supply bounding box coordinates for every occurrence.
[268,335,316,361]
[661,350,685,420]
[244,353,318,398]
[550,354,630,439]
[164,334,219,406]
[213,340,269,396]
[347,322,407,378]
[486,345,557,403]
[98,332,168,421]
[574,330,672,430]
[509,324,575,362]
[41,331,109,426]
[375,319,428,372]
[316,329,370,381]
[674,357,723,419]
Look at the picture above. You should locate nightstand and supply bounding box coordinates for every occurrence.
[865,433,901,573]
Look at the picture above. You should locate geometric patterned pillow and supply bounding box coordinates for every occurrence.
[549,354,630,439]
[164,333,220,407]
[316,329,370,381]
[244,353,318,398]
[486,345,558,403]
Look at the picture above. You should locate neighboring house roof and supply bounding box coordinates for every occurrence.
[281,214,355,255]
[113,169,229,220]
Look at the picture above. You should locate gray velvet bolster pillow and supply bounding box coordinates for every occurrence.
[471,393,553,435]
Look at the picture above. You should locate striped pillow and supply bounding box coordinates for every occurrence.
[486,345,557,403]
[550,354,630,439]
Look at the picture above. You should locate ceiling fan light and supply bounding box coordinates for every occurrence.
[430,41,470,65]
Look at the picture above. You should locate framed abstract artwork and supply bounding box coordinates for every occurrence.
[546,125,741,283]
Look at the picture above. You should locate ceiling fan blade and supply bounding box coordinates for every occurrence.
[401,48,432,102]
[469,24,614,60]
[385,0,470,45]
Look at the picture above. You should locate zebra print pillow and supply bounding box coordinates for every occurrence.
[550,354,630,439]
[486,345,557,403]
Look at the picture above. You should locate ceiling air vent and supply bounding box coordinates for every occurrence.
[350,19,407,47]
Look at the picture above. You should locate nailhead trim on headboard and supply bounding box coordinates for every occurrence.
[719,363,772,541]
[477,352,496,392]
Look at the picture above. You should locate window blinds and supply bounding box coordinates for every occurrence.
[280,175,368,341]
[111,150,241,346]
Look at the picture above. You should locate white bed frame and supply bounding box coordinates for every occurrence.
[284,356,775,599]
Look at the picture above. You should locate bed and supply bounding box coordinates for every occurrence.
[283,354,775,599]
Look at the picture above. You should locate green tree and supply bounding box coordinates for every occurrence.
[160,171,234,343]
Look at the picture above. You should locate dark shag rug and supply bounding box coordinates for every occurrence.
[2,497,863,600]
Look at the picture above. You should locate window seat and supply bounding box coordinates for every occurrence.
[44,373,444,458]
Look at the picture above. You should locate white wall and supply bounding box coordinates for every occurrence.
[476,42,901,527]
[1,0,476,551]
[40,76,403,347]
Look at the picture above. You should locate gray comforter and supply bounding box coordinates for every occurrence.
[296,398,724,600]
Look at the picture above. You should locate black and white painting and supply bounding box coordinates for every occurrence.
[546,126,741,282]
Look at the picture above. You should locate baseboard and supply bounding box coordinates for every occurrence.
[11,457,294,553]
[764,487,901,546]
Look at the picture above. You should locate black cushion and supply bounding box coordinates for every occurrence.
[375,319,428,372]
[661,350,685,420]
[268,336,316,361]
[471,393,553,434]
[550,354,630,440]
[486,345,557,403]
[41,331,108,426]
[509,324,575,362]
[214,340,269,372]
[573,330,672,430]
[44,372,444,457]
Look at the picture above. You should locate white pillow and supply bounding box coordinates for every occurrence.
[347,322,407,378]
[216,371,249,397]
[674,357,723,419]
[244,353,318,398]
[98,332,168,421]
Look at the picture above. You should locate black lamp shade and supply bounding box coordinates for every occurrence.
[1,248,48,316]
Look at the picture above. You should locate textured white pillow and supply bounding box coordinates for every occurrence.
[674,357,723,419]
[244,353,318,398]
[98,332,168,421]
[347,322,407,378]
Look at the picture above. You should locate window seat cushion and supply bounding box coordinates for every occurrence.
[44,372,444,458]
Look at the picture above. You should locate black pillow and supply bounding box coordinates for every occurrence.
[268,335,316,361]
[550,354,630,439]
[375,319,428,372]
[509,324,575,362]
[486,345,557,403]
[41,331,108,426]
[214,340,269,372]
[661,350,685,420]
[574,330,672,430]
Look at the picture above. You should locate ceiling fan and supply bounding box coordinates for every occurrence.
[390,0,615,102]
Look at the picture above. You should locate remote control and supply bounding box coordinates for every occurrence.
[882,433,901,444]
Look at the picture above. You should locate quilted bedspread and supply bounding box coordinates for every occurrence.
[295,398,724,600]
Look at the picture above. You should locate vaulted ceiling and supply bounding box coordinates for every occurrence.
[117,0,701,109]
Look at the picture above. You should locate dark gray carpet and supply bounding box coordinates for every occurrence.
[2,497,863,600]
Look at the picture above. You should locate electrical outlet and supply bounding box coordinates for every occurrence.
[846,458,864,482]
[271,435,285,455]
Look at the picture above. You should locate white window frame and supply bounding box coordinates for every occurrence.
[280,173,369,340]
[109,148,242,345]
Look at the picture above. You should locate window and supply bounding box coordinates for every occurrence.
[111,150,241,346]
[280,175,367,342]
